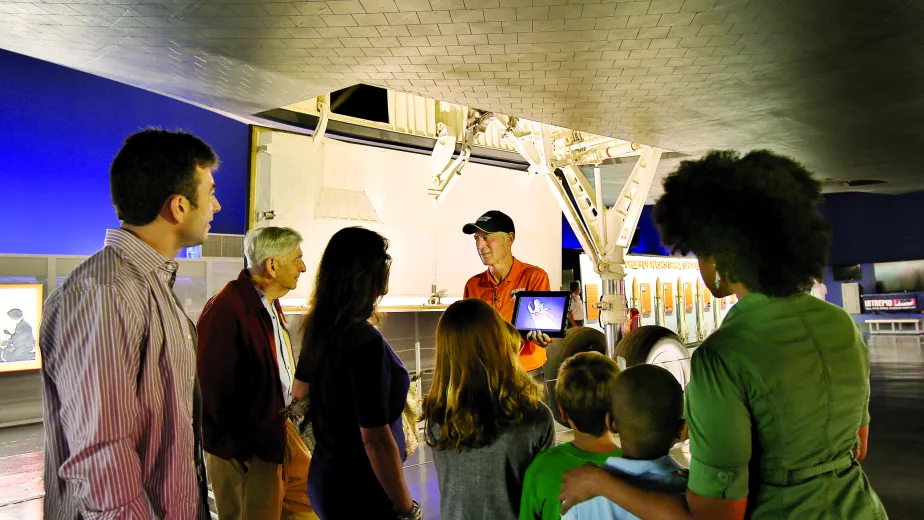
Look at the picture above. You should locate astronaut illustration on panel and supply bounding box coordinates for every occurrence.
[2,308,36,362]
[0,284,43,372]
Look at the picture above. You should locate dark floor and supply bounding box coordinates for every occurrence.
[1,334,922,519]
[0,425,41,459]
[860,335,924,519]
[405,448,440,520]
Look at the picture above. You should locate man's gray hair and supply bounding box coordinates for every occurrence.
[244,227,303,268]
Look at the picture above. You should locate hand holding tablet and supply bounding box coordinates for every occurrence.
[526,330,553,347]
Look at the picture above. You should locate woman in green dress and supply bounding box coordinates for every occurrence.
[559,150,887,519]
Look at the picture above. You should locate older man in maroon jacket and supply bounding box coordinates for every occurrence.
[197,226,315,519]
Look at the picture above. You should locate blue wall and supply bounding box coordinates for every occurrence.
[562,205,669,256]
[561,215,580,250]
[0,49,250,256]
[816,192,924,308]
[563,191,924,268]
[821,191,924,266]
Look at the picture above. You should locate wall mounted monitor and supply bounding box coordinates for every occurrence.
[832,264,862,282]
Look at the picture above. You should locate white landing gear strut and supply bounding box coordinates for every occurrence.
[428,113,663,356]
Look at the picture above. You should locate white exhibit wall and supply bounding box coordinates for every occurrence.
[579,253,736,340]
[256,131,562,305]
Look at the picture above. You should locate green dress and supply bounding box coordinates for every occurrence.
[685,293,887,519]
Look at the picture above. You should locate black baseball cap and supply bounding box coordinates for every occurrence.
[462,210,515,235]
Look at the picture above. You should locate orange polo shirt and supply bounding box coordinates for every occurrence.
[463,257,551,371]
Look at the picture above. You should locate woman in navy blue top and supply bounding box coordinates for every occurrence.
[293,227,418,519]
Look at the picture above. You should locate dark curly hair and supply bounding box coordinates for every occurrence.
[652,150,830,297]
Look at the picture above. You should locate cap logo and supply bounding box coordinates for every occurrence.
[477,216,491,222]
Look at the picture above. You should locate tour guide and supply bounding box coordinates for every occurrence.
[462,210,552,380]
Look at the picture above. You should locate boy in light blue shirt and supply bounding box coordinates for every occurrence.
[563,364,688,520]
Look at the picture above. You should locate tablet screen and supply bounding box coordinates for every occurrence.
[512,291,571,337]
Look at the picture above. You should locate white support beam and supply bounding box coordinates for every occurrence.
[542,168,601,263]
[556,165,603,257]
[253,130,275,224]
[612,146,663,251]
[430,113,667,353]
[428,108,494,200]
[312,94,331,150]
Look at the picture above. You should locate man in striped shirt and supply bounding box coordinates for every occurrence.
[39,129,222,519]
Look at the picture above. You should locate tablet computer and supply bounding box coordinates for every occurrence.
[511,291,572,338]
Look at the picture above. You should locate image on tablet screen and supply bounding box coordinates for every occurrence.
[514,296,567,332]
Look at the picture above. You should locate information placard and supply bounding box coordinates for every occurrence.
[861,294,919,313]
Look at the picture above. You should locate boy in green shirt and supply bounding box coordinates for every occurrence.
[519,350,622,520]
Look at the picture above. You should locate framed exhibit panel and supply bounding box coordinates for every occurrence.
[0,284,43,373]
[664,282,674,313]
[640,283,652,316]
[684,283,693,312]
[585,284,600,321]
[704,286,712,309]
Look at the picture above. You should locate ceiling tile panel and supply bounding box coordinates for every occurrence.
[1,0,921,192]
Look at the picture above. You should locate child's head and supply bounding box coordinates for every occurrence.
[556,351,620,437]
[609,364,686,459]
[424,298,544,451]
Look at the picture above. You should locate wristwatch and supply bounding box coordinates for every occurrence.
[394,499,422,520]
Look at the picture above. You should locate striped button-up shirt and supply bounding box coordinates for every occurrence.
[40,229,209,520]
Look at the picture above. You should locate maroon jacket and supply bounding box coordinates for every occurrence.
[197,270,290,464]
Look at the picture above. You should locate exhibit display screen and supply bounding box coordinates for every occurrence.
[512,291,571,337]
[874,260,924,293]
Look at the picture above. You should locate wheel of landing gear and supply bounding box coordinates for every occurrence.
[542,327,607,427]
[614,325,691,388]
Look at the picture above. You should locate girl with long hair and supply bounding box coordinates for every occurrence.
[424,298,554,520]
[293,227,420,520]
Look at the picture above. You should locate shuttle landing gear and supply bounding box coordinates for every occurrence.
[616,326,691,388]
[428,112,664,352]
[428,112,694,387]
